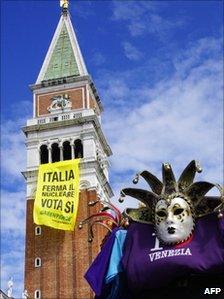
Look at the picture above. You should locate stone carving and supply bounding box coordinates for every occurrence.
[48,94,72,114]
[96,148,107,170]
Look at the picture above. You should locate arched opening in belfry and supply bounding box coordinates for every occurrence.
[63,141,72,160]
[40,144,48,164]
[74,139,83,158]
[51,143,60,162]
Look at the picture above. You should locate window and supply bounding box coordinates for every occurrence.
[40,145,48,164]
[63,141,71,160]
[51,143,60,162]
[74,139,83,158]
[35,257,41,268]
[35,226,41,236]
[34,290,41,299]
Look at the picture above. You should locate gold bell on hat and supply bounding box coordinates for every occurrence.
[218,209,223,218]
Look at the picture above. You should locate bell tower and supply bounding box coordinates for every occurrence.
[22,1,113,298]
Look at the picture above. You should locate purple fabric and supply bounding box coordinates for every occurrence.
[84,227,120,296]
[122,213,224,290]
[85,214,224,296]
[219,216,224,235]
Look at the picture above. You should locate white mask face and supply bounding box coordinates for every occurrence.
[155,197,194,244]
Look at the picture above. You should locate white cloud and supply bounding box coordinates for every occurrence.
[71,1,94,18]
[91,52,106,66]
[112,1,184,38]
[0,103,30,297]
[1,249,25,299]
[1,190,26,234]
[100,78,130,104]
[128,21,146,37]
[1,189,26,298]
[99,37,223,205]
[1,117,27,184]
[174,37,222,76]
[122,41,143,61]
[112,1,155,21]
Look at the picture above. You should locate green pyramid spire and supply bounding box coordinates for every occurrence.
[43,23,79,80]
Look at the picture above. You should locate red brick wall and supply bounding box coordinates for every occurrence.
[24,190,106,299]
[36,88,84,116]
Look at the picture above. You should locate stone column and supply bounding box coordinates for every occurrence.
[59,142,63,161]
[70,139,75,159]
[38,147,41,164]
[82,135,95,160]
[48,145,52,163]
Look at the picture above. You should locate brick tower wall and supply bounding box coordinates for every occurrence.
[36,87,98,117]
[24,189,106,299]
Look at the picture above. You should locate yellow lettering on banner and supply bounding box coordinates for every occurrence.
[33,159,80,231]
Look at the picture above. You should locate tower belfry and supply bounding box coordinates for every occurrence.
[22,1,113,298]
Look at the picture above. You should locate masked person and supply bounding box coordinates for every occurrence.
[81,161,224,299]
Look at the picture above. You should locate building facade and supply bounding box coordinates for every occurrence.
[22,2,113,298]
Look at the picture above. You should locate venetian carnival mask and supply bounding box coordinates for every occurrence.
[79,161,223,245]
[118,160,223,245]
[155,197,194,244]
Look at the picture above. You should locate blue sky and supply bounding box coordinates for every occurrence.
[1,0,223,297]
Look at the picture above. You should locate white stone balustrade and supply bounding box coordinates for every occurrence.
[26,109,96,126]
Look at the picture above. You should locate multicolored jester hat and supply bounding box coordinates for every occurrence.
[80,161,224,299]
